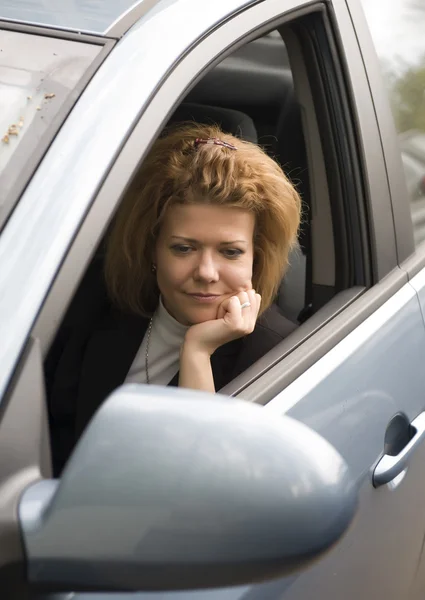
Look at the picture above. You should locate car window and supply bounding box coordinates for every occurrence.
[360,0,425,247]
[0,29,101,229]
[185,30,319,323]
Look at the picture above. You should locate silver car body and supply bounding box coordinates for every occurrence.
[1,0,425,599]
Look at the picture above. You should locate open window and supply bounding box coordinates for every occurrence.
[179,31,312,325]
[33,6,372,474]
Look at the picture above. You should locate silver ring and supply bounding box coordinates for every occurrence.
[240,301,251,309]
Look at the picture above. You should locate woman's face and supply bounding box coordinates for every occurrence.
[155,203,255,325]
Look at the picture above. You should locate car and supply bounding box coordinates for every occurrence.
[402,151,425,200]
[0,0,425,598]
[399,132,425,244]
[402,151,425,245]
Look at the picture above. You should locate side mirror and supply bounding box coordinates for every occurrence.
[19,385,357,592]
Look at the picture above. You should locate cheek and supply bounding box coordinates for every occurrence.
[224,258,253,288]
[156,256,189,291]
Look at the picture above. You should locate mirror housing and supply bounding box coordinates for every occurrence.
[20,385,357,592]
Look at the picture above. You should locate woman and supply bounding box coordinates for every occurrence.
[48,123,301,473]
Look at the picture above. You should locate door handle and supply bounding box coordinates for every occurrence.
[373,411,425,487]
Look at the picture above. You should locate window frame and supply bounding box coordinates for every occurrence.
[1,0,269,403]
[31,0,332,357]
[344,0,420,270]
[231,0,408,401]
[30,0,397,403]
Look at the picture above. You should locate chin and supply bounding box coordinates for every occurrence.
[185,307,217,325]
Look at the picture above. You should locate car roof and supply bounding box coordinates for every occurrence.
[0,0,181,38]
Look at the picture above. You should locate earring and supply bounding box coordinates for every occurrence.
[152,264,157,273]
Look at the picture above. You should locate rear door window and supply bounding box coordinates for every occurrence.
[0,29,102,228]
[360,0,425,247]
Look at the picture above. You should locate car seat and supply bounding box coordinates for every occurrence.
[165,102,257,143]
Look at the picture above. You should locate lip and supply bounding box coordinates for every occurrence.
[187,293,221,303]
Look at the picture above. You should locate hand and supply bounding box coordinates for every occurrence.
[183,289,261,357]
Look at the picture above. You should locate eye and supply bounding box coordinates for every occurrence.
[171,244,194,255]
[222,248,244,259]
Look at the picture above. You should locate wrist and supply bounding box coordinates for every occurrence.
[180,338,214,359]
[179,340,215,394]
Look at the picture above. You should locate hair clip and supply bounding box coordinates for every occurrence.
[194,137,237,150]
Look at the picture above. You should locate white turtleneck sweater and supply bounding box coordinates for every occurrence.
[125,297,189,386]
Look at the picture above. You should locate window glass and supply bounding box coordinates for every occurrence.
[0,29,101,228]
[0,0,137,35]
[361,0,425,246]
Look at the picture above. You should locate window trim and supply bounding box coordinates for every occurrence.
[308,12,371,288]
[227,277,407,403]
[0,18,109,43]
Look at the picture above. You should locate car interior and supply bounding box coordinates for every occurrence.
[172,32,312,325]
[41,26,342,473]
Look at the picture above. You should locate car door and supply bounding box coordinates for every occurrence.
[2,1,425,600]
[230,2,425,599]
[353,1,425,598]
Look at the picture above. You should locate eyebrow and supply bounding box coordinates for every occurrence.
[170,236,248,245]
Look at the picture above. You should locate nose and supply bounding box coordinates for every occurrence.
[193,250,219,283]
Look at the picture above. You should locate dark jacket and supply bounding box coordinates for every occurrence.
[46,264,296,475]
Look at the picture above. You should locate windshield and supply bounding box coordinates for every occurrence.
[0,28,101,228]
[0,0,142,35]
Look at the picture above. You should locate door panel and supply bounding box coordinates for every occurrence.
[406,265,425,598]
[260,277,425,600]
[40,277,425,600]
[410,267,425,318]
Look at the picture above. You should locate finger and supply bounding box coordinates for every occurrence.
[248,289,260,310]
[218,292,249,320]
[240,289,254,315]
[216,297,229,320]
[239,291,256,317]
[247,289,257,306]
[237,290,250,308]
[247,290,260,313]
[225,295,243,325]
[255,293,262,314]
[243,290,258,331]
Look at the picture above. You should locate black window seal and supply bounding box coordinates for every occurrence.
[295,9,372,291]
[0,19,109,44]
